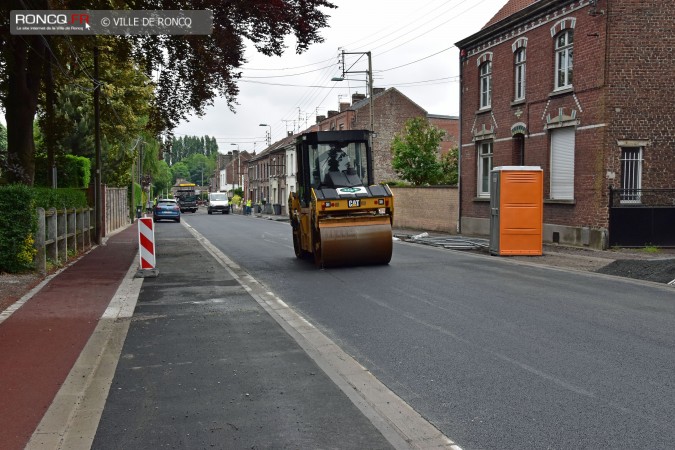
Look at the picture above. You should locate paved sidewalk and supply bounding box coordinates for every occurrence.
[0,225,138,450]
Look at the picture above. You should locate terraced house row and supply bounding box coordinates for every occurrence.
[456,0,675,248]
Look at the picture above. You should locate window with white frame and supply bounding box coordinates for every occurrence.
[477,141,493,197]
[514,48,526,101]
[620,147,643,203]
[555,30,574,90]
[480,61,492,109]
[550,127,575,200]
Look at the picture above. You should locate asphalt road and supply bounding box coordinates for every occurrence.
[93,217,394,449]
[182,209,675,450]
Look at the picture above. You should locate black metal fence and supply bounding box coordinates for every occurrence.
[608,188,675,247]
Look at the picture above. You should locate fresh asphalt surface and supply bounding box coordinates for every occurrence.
[92,221,393,449]
[167,209,675,450]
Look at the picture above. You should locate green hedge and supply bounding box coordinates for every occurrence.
[32,187,88,209]
[34,154,92,188]
[0,185,38,273]
[0,185,89,273]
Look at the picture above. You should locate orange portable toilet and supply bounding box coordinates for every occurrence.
[489,166,543,256]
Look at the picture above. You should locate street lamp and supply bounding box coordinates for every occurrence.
[259,123,272,146]
[230,144,241,192]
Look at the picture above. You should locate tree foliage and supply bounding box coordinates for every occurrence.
[391,117,451,186]
[1,0,336,184]
[153,160,173,195]
[0,123,7,184]
[170,162,190,183]
[169,135,218,164]
[439,147,459,185]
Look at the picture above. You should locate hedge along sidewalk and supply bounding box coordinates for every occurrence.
[0,185,89,274]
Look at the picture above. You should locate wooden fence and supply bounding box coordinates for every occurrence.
[105,187,129,236]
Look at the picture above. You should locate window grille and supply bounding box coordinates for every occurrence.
[620,147,643,203]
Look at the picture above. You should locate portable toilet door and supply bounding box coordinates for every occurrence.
[489,166,543,256]
[489,170,502,254]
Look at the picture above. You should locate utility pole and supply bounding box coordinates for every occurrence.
[333,50,374,140]
[94,45,103,243]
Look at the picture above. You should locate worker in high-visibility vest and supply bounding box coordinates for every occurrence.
[246,199,252,215]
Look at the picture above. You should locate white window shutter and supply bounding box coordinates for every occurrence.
[550,128,575,200]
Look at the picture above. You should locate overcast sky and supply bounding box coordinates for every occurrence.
[174,0,509,154]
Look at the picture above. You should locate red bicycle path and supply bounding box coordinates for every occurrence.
[0,224,138,450]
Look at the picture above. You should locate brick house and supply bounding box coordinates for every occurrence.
[314,88,459,183]
[456,0,675,248]
[216,150,251,195]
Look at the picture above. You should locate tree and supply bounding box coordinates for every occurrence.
[33,42,157,187]
[0,0,48,184]
[184,153,212,185]
[391,117,447,186]
[171,162,190,183]
[1,0,336,184]
[439,147,459,185]
[153,160,173,196]
[0,123,7,183]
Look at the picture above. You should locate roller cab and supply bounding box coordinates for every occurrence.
[289,131,394,268]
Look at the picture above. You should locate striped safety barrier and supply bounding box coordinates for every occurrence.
[138,217,156,269]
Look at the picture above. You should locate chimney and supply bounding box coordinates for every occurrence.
[287,131,293,136]
[316,115,326,123]
[352,93,366,104]
[373,87,385,95]
[327,110,338,117]
[339,102,350,112]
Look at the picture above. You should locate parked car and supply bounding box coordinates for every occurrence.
[207,192,230,215]
[153,199,181,223]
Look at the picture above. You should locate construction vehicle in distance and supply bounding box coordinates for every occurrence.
[288,130,394,268]
[175,183,198,213]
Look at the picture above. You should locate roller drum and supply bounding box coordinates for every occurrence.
[318,218,392,267]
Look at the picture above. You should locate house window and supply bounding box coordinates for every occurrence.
[477,141,493,197]
[620,147,643,203]
[480,61,492,109]
[514,48,526,101]
[550,127,575,200]
[555,30,574,90]
[513,134,525,165]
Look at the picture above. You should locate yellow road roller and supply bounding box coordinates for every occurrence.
[289,130,394,268]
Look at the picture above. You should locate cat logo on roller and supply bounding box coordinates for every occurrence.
[288,130,394,268]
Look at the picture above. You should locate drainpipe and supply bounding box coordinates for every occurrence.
[457,50,464,235]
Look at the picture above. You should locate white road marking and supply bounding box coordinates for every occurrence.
[183,221,462,450]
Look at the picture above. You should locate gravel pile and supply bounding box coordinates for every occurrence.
[597,258,675,284]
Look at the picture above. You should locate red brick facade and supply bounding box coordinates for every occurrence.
[456,0,675,248]
[314,89,458,183]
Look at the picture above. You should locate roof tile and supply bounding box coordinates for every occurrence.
[483,0,537,29]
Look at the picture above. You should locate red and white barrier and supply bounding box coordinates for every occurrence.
[138,218,156,269]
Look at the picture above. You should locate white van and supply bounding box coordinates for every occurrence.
[207,192,230,215]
